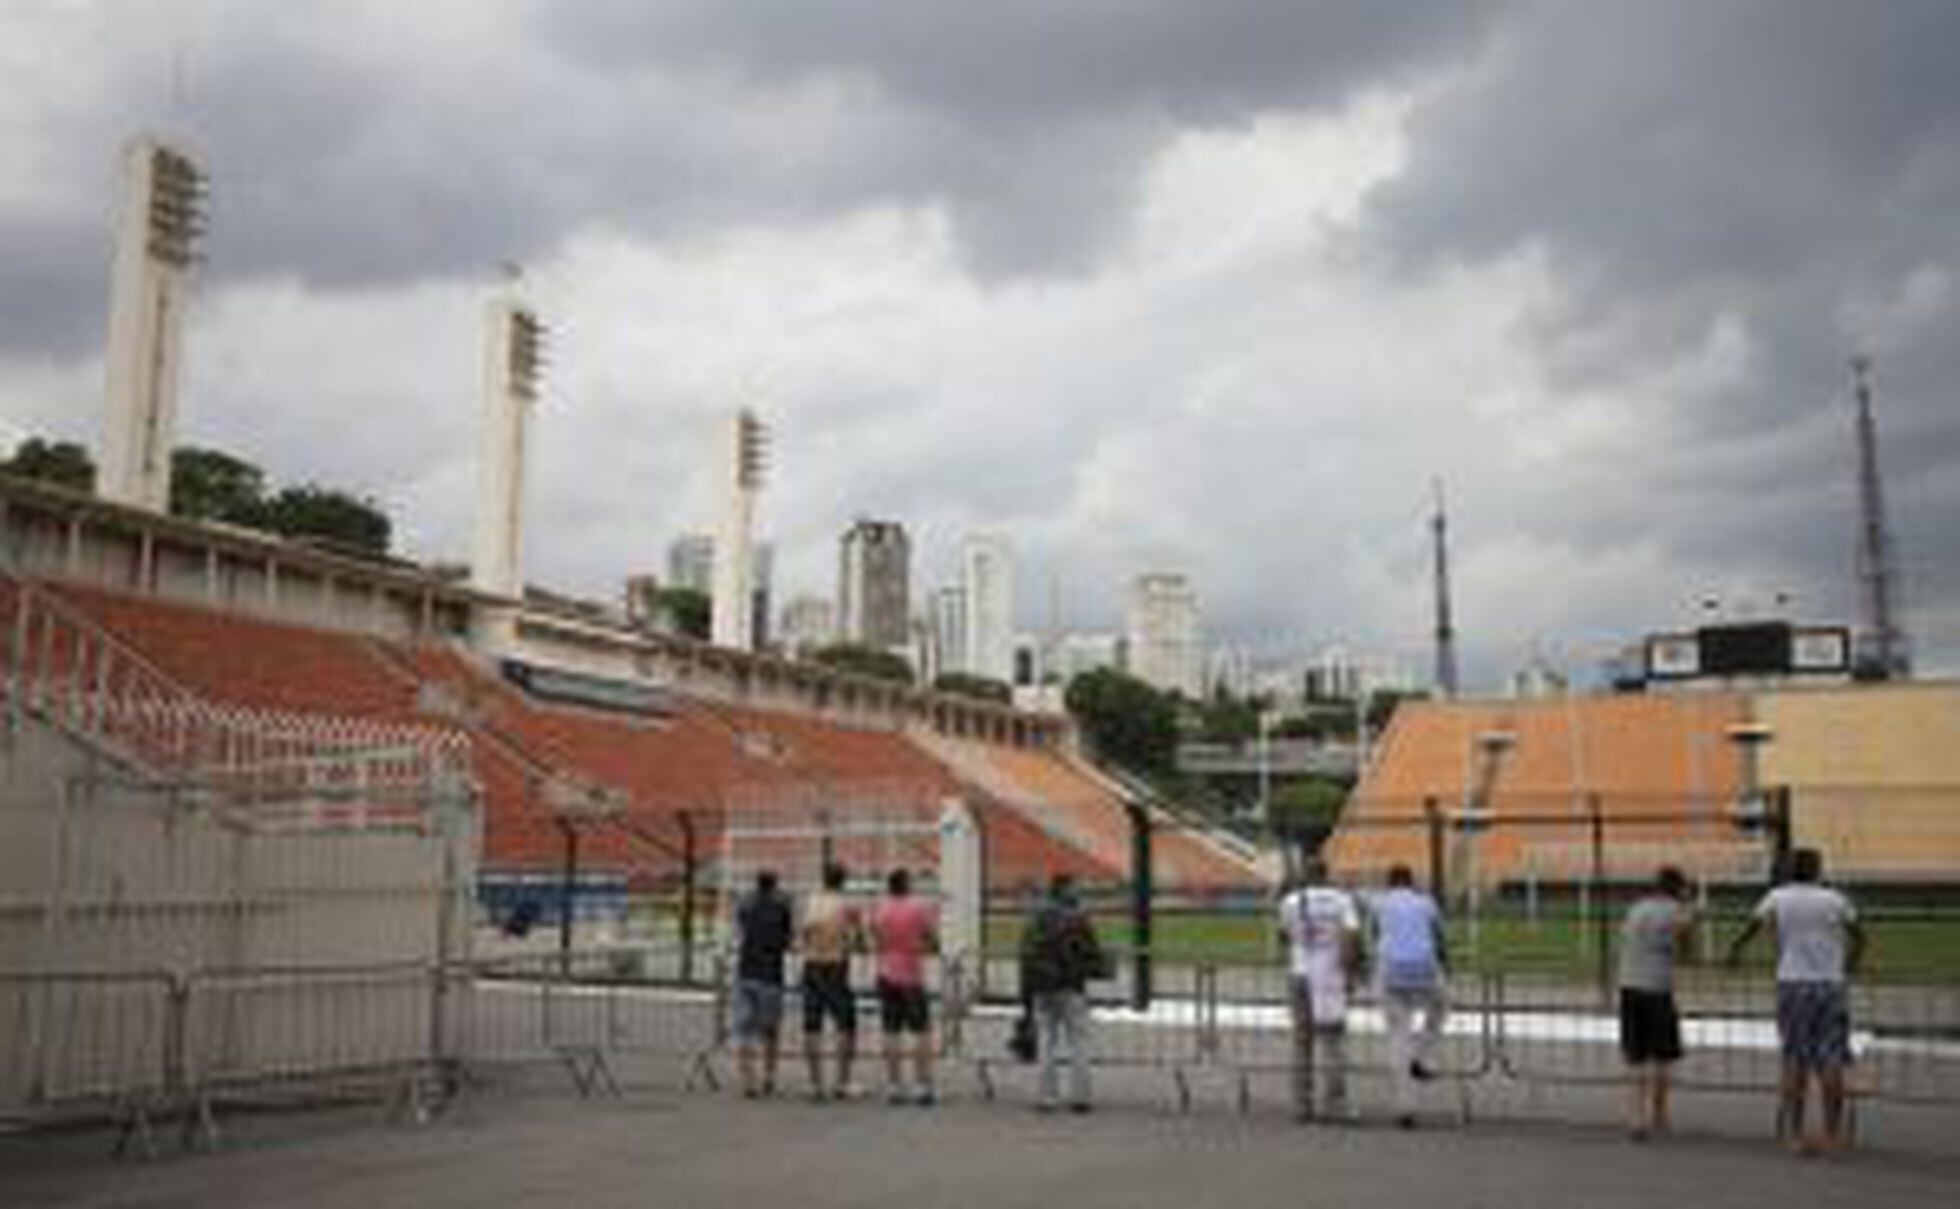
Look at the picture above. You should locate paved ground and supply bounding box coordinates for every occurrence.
[6,1063,1958,1209]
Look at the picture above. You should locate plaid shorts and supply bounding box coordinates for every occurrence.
[1776,980,1852,1070]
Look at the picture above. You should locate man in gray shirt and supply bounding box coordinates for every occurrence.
[1618,866,1696,1139]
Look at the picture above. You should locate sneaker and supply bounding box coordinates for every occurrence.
[1035,1100,1059,1114]
[1409,1061,1436,1083]
[914,1086,937,1107]
[833,1083,863,1102]
[1397,1113,1417,1130]
[1069,1102,1093,1115]
[887,1085,910,1106]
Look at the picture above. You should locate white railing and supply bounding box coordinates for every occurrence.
[0,572,468,826]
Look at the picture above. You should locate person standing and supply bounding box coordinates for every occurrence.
[732,869,794,1098]
[871,868,940,1105]
[1371,864,1448,1128]
[799,862,864,1100]
[1726,848,1865,1155]
[1276,856,1362,1123]
[1618,865,1697,1139]
[1019,873,1108,1113]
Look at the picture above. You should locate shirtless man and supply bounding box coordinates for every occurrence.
[800,862,865,1099]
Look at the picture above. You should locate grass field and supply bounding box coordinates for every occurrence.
[983,907,1960,983]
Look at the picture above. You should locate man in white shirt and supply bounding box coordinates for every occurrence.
[1370,863,1449,1128]
[1726,848,1866,1155]
[1276,856,1361,1122]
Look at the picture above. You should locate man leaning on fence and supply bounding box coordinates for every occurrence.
[733,869,794,1099]
[1618,865,1697,1140]
[1726,847,1865,1156]
[1277,856,1361,1123]
[1019,873,1108,1113]
[1371,863,1448,1128]
[800,862,864,1101]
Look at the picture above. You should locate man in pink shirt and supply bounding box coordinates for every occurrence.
[871,868,940,1105]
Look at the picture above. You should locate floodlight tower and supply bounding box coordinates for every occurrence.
[1850,356,1909,679]
[471,283,545,599]
[100,138,206,511]
[1431,478,1460,698]
[712,408,768,651]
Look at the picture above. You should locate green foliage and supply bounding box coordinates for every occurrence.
[261,484,391,554]
[1,438,95,493]
[1064,667,1178,775]
[932,672,1013,704]
[656,586,711,641]
[1196,695,1261,743]
[170,446,268,525]
[810,642,916,685]
[1367,689,1425,732]
[1268,777,1349,835]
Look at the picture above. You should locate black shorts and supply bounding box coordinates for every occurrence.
[877,980,931,1035]
[1619,988,1683,1065]
[802,961,857,1034]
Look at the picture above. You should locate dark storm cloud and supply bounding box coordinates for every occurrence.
[1367,0,1960,650]
[0,2,1502,355]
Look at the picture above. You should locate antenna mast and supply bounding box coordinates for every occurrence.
[1431,478,1460,698]
[1851,356,1908,679]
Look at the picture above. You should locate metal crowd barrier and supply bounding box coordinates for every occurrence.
[6,953,1954,1155]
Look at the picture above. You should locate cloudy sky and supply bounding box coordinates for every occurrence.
[3,0,1958,686]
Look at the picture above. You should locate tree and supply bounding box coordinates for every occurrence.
[1196,695,1260,743]
[170,446,268,525]
[809,642,915,686]
[932,672,1012,704]
[1,438,95,493]
[1064,667,1178,775]
[655,587,711,641]
[261,485,391,554]
[1268,777,1349,847]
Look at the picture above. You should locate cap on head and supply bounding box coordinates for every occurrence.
[823,862,848,891]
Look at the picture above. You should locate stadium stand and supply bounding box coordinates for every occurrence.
[36,578,1114,894]
[1758,682,1960,881]
[1328,692,1764,887]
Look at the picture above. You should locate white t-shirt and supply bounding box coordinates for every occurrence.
[1753,883,1857,984]
[1278,885,1360,1020]
[1372,886,1443,990]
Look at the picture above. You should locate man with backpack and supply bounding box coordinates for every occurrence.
[1018,873,1109,1113]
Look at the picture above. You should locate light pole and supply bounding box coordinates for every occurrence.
[1461,729,1516,954]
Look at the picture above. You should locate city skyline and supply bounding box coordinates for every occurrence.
[3,5,1959,689]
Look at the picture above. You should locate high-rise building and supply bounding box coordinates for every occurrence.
[668,531,772,645]
[838,519,911,649]
[778,593,837,655]
[1054,631,1125,683]
[666,534,715,593]
[961,534,1015,683]
[1125,573,1202,697]
[929,585,969,680]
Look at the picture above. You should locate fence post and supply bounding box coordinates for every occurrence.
[679,811,698,986]
[559,819,579,978]
[1589,793,1609,1004]
[1766,786,1792,884]
[1424,796,1446,902]
[1125,800,1153,1012]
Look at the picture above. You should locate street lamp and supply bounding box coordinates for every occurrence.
[1724,721,1783,878]
[1459,728,1516,953]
